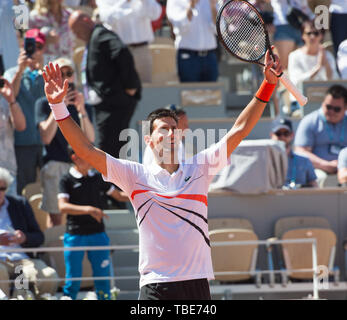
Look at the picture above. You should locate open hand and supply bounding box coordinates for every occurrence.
[42,62,69,104]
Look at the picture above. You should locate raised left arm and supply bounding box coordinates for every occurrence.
[224,48,282,158]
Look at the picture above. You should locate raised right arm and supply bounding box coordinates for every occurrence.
[42,62,107,176]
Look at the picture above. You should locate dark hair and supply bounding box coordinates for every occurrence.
[147,108,178,135]
[326,85,347,104]
[301,20,325,38]
[165,104,187,117]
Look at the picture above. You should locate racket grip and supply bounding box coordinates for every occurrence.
[278,73,308,107]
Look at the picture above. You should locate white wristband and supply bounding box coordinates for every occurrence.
[48,101,70,121]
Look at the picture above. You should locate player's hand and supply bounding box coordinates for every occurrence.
[42,62,69,104]
[264,46,282,84]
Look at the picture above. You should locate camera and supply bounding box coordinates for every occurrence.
[68,82,76,102]
[24,37,36,58]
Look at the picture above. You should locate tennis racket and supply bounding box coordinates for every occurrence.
[216,0,308,107]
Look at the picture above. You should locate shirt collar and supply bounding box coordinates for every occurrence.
[69,166,95,179]
[147,159,184,177]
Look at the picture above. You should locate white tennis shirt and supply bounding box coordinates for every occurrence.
[103,137,228,288]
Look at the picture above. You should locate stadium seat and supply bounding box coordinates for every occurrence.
[270,216,338,281]
[208,217,254,232]
[153,37,175,46]
[29,194,48,233]
[149,44,178,84]
[22,181,42,200]
[209,221,259,282]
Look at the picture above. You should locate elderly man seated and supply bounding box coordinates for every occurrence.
[0,167,58,299]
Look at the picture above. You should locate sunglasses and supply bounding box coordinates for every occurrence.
[61,70,74,78]
[0,187,7,192]
[304,31,320,37]
[326,104,343,113]
[275,131,291,137]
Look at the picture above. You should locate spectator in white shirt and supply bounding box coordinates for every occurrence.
[96,0,162,83]
[337,39,347,79]
[166,0,219,82]
[288,20,339,114]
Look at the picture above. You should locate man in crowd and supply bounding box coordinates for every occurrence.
[68,10,142,159]
[166,0,219,82]
[270,117,317,189]
[294,85,347,187]
[4,29,46,195]
[0,167,58,299]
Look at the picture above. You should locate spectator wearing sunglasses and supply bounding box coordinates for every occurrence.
[35,57,95,227]
[294,85,347,187]
[3,29,46,196]
[270,117,317,189]
[287,20,339,115]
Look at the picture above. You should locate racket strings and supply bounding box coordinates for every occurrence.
[219,1,267,61]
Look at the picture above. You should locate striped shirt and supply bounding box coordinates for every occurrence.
[103,138,228,287]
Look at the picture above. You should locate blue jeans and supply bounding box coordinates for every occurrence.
[273,24,303,46]
[63,232,111,300]
[177,49,219,82]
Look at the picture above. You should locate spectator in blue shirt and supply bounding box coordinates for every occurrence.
[271,117,318,189]
[338,147,347,187]
[4,29,46,195]
[294,85,347,187]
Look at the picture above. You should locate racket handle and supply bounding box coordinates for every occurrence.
[278,73,308,107]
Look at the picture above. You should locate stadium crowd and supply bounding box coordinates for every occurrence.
[0,0,346,300]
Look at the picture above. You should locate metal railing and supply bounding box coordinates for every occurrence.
[210,238,319,299]
[0,238,320,299]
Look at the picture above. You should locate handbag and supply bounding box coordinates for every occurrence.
[286,0,310,29]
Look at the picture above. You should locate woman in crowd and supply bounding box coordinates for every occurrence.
[29,0,75,64]
[288,20,339,113]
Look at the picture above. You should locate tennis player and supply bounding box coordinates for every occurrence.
[42,47,282,300]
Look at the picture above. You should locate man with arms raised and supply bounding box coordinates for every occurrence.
[41,48,282,300]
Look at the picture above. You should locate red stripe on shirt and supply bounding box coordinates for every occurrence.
[131,189,207,206]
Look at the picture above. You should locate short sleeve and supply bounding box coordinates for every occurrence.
[102,153,144,196]
[58,173,71,199]
[294,115,315,148]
